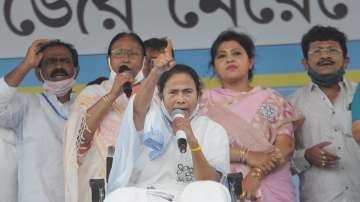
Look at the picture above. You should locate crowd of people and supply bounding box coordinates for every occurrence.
[0,25,359,202]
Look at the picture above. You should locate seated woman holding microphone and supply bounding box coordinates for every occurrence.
[106,40,231,202]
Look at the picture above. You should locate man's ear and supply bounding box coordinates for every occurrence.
[74,66,80,79]
[301,58,309,71]
[34,67,43,82]
[344,56,350,69]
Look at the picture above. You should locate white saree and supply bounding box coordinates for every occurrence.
[107,95,230,201]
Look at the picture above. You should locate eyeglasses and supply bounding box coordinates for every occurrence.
[111,48,142,59]
[42,57,72,67]
[308,47,343,57]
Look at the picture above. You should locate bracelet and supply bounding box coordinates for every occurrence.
[244,148,249,163]
[249,167,263,180]
[191,145,201,152]
[238,147,249,163]
[253,167,264,176]
[249,171,262,179]
[273,147,285,165]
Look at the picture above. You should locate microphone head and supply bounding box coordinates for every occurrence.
[171,109,185,121]
[118,65,131,73]
[177,137,187,153]
[118,65,133,98]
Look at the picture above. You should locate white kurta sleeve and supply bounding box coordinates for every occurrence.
[0,77,26,131]
[200,119,230,177]
[291,148,311,174]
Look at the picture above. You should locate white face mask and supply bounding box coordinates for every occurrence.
[108,57,117,82]
[41,70,76,96]
[160,100,200,121]
[107,57,145,83]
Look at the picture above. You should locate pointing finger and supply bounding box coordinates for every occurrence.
[165,38,173,58]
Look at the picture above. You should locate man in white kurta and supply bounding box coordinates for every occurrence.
[0,39,79,202]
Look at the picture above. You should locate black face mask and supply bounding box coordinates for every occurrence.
[307,67,345,87]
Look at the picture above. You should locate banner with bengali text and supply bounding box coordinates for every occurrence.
[1,0,360,58]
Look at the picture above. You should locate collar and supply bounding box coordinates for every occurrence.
[308,79,350,93]
[40,92,76,120]
[41,91,76,106]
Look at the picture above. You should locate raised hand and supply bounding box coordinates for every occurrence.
[152,38,176,75]
[23,39,49,69]
[5,39,50,87]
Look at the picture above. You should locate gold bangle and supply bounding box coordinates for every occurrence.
[250,167,263,179]
[249,171,261,179]
[249,169,262,180]
[237,148,242,162]
[238,147,248,163]
[273,147,285,165]
[244,148,249,162]
[239,148,245,162]
[253,167,263,176]
[191,145,201,152]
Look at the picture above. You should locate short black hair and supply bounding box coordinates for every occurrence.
[107,32,145,57]
[210,30,255,80]
[157,64,202,98]
[144,38,167,51]
[144,37,175,57]
[301,25,348,59]
[39,40,79,68]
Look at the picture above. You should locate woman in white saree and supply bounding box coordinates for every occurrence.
[64,32,145,202]
[106,40,231,202]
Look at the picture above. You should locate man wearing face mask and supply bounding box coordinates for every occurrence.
[64,32,146,202]
[0,39,79,202]
[289,26,359,202]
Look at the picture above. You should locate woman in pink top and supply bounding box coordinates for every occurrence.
[200,30,301,202]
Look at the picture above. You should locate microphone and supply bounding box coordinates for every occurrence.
[171,109,187,153]
[106,145,115,183]
[89,179,105,202]
[118,65,132,98]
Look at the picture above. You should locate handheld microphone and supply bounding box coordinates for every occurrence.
[106,145,115,183]
[171,109,187,153]
[118,65,132,98]
[89,178,105,202]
